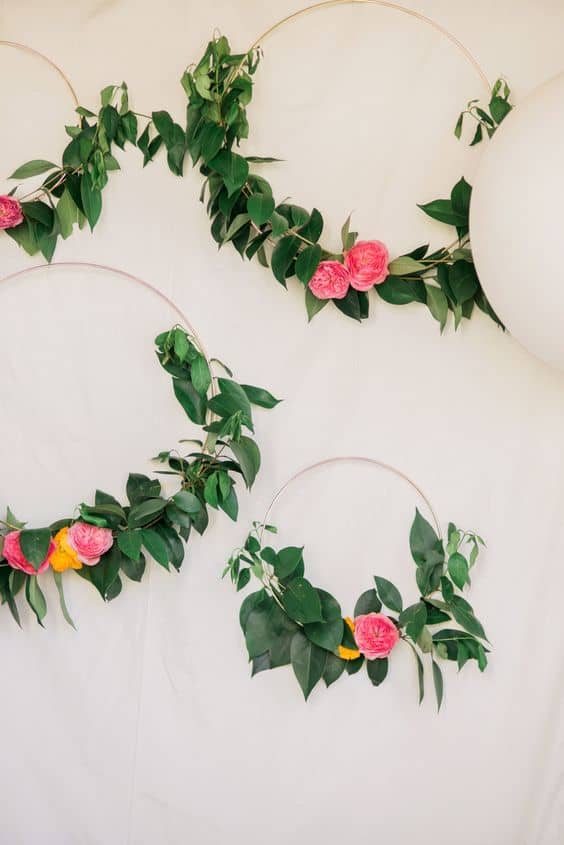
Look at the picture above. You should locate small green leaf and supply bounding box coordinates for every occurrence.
[52,570,76,629]
[20,529,52,570]
[117,529,143,562]
[374,576,403,613]
[240,384,281,409]
[290,631,327,700]
[425,285,449,331]
[271,235,300,284]
[26,575,47,626]
[295,244,322,285]
[366,657,388,686]
[354,589,382,616]
[141,529,169,568]
[172,490,201,514]
[247,193,275,226]
[387,256,426,276]
[432,659,444,711]
[282,577,323,624]
[447,553,469,589]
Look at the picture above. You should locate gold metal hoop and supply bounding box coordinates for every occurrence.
[246,0,489,90]
[0,41,79,107]
[261,455,441,541]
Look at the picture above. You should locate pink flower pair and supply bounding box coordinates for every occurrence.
[308,240,389,300]
[2,522,113,575]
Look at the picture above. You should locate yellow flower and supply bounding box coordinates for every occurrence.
[50,527,83,572]
[337,616,361,661]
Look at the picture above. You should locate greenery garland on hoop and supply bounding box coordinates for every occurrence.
[183,17,511,328]
[0,264,279,628]
[1,8,512,331]
[226,458,489,709]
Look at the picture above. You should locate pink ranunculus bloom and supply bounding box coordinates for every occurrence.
[3,530,54,575]
[67,522,113,566]
[308,260,351,300]
[0,196,24,230]
[354,612,399,660]
[345,240,389,290]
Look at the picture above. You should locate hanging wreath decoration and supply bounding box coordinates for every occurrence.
[181,2,513,327]
[0,263,279,628]
[2,5,512,331]
[225,458,489,709]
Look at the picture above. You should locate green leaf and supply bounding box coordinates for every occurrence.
[374,576,403,613]
[126,473,161,506]
[354,589,382,616]
[270,210,289,237]
[199,122,225,163]
[229,436,261,488]
[399,601,427,640]
[52,570,76,629]
[247,193,275,226]
[271,235,300,284]
[223,213,250,243]
[387,256,426,276]
[406,640,425,703]
[172,490,202,514]
[290,631,327,700]
[304,617,344,651]
[20,528,52,570]
[447,553,469,589]
[86,545,122,600]
[366,657,388,686]
[409,509,444,567]
[295,244,322,285]
[80,173,102,230]
[449,596,487,640]
[305,288,329,321]
[450,177,472,218]
[117,529,143,562]
[241,384,281,409]
[26,576,47,626]
[425,285,449,331]
[141,529,169,568]
[282,577,323,624]
[449,261,479,303]
[209,150,249,195]
[128,498,167,527]
[323,652,346,687]
[9,160,57,179]
[191,355,212,396]
[489,96,512,124]
[432,659,444,711]
[173,378,207,425]
[272,546,303,579]
[120,549,146,582]
[56,189,78,239]
[417,199,466,227]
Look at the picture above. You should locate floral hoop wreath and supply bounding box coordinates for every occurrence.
[2,13,511,331]
[0,262,279,628]
[226,456,489,709]
[185,1,512,327]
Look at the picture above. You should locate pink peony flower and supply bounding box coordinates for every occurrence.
[67,522,113,566]
[3,530,54,575]
[354,612,399,660]
[345,240,389,290]
[308,260,351,300]
[0,196,24,230]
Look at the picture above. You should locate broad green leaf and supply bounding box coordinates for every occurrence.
[290,631,327,700]
[447,552,469,589]
[354,588,382,616]
[282,577,323,624]
[450,177,472,218]
[272,546,303,579]
[449,596,487,640]
[409,509,444,567]
[128,498,167,527]
[80,173,102,230]
[173,378,207,424]
[449,261,479,303]
[271,235,300,284]
[417,199,466,227]
[374,576,403,613]
[399,601,427,640]
[223,213,250,243]
[172,490,201,514]
[191,354,212,397]
[387,256,426,276]
[305,288,329,321]
[9,159,57,179]
[141,528,169,568]
[295,244,322,285]
[126,473,161,506]
[247,193,275,226]
[304,618,344,651]
[229,436,261,488]
[20,528,52,569]
[366,657,388,686]
[117,529,143,562]
[209,150,249,195]
[323,652,346,687]
[406,640,425,703]
[241,384,281,409]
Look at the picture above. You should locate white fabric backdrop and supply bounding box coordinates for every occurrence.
[1,1,564,842]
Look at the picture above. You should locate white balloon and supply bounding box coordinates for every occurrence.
[470,73,564,370]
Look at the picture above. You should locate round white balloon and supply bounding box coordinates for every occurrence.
[471,73,564,370]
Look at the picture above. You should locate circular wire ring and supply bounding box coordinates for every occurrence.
[0,41,79,107]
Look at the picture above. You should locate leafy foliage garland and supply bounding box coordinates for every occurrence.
[3,37,512,330]
[227,510,488,708]
[0,325,279,627]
